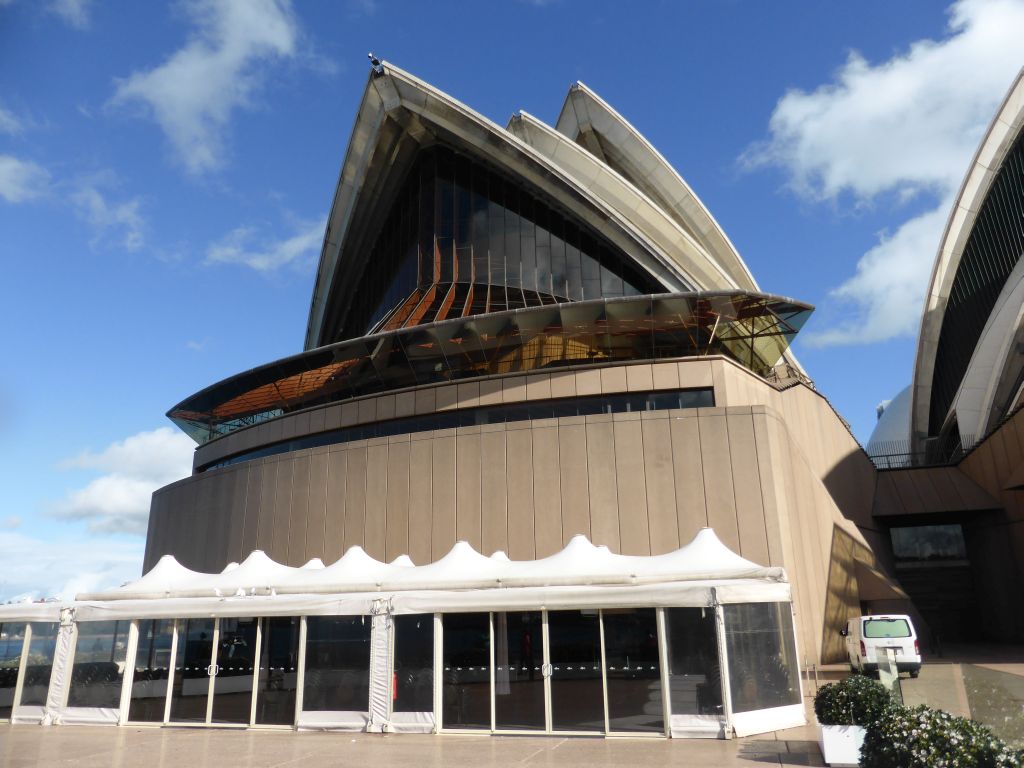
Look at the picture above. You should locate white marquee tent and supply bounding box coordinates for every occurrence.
[0,528,804,739]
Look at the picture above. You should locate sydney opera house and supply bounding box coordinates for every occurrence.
[1,62,1022,739]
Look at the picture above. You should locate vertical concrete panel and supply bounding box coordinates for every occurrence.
[726,412,769,565]
[532,425,562,557]
[192,475,216,571]
[456,432,482,550]
[751,413,786,567]
[431,435,457,559]
[257,460,277,555]
[614,417,650,555]
[270,458,294,562]
[641,417,679,553]
[697,414,740,551]
[669,416,708,546]
[586,419,620,551]
[506,428,536,560]
[364,443,389,560]
[558,422,590,544]
[344,447,368,553]
[241,463,263,559]
[224,466,249,565]
[288,454,311,566]
[307,451,329,562]
[385,441,411,561]
[575,369,601,396]
[407,439,433,565]
[480,429,508,556]
[324,449,348,562]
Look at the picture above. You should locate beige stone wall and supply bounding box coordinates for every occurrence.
[148,357,893,663]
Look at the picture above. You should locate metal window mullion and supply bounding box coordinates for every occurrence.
[12,622,32,713]
[542,609,552,733]
[489,612,495,733]
[206,620,221,724]
[118,620,140,725]
[598,609,609,735]
[715,599,734,738]
[433,614,442,732]
[163,620,179,725]
[655,608,672,738]
[249,618,263,727]
[294,616,307,726]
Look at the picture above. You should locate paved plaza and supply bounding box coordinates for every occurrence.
[0,722,824,768]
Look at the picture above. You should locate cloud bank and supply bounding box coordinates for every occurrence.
[206,217,324,271]
[744,0,1024,346]
[112,0,299,175]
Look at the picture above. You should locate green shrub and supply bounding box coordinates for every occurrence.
[814,674,895,726]
[861,704,1024,768]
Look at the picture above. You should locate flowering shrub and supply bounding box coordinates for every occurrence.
[861,704,1024,768]
[814,674,895,726]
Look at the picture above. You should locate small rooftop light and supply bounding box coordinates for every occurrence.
[368,52,384,76]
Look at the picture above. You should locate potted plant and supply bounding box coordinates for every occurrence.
[814,675,894,767]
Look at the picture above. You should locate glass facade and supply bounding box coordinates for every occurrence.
[210,617,258,724]
[494,611,545,731]
[0,623,25,720]
[664,607,722,716]
[203,389,714,472]
[890,524,967,562]
[303,616,371,712]
[128,619,174,722]
[255,617,300,725]
[723,603,801,713]
[392,615,433,714]
[19,622,58,707]
[169,618,215,722]
[329,146,662,343]
[603,608,663,733]
[170,291,809,445]
[67,620,129,709]
[547,610,605,732]
[441,613,491,729]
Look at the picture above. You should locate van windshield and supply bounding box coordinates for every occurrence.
[863,619,911,638]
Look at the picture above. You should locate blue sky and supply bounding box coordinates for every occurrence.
[1,0,1022,599]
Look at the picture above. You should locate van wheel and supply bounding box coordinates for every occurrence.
[849,664,859,675]
[910,670,919,679]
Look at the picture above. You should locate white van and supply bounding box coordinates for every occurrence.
[841,614,921,678]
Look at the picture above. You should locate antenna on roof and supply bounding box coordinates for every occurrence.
[368,52,384,76]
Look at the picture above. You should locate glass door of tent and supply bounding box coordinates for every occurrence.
[168,618,216,723]
[546,610,606,733]
[209,617,259,725]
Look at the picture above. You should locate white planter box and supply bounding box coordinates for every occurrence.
[818,724,866,767]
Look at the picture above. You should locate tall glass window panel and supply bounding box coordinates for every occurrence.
[602,608,663,733]
[0,623,25,719]
[392,615,434,714]
[723,603,801,713]
[128,619,174,722]
[547,610,604,732]
[303,616,371,712]
[255,617,300,725]
[20,622,59,707]
[210,617,258,724]
[169,618,215,722]
[493,611,544,731]
[67,620,129,709]
[665,607,722,716]
[441,613,490,730]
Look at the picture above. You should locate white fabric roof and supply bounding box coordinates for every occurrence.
[74,528,784,602]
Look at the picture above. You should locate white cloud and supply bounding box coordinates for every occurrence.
[0,532,142,602]
[744,0,1024,346]
[53,427,194,535]
[0,155,50,203]
[71,183,146,251]
[206,218,324,271]
[1,516,20,530]
[111,0,298,175]
[0,104,22,135]
[49,0,91,28]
